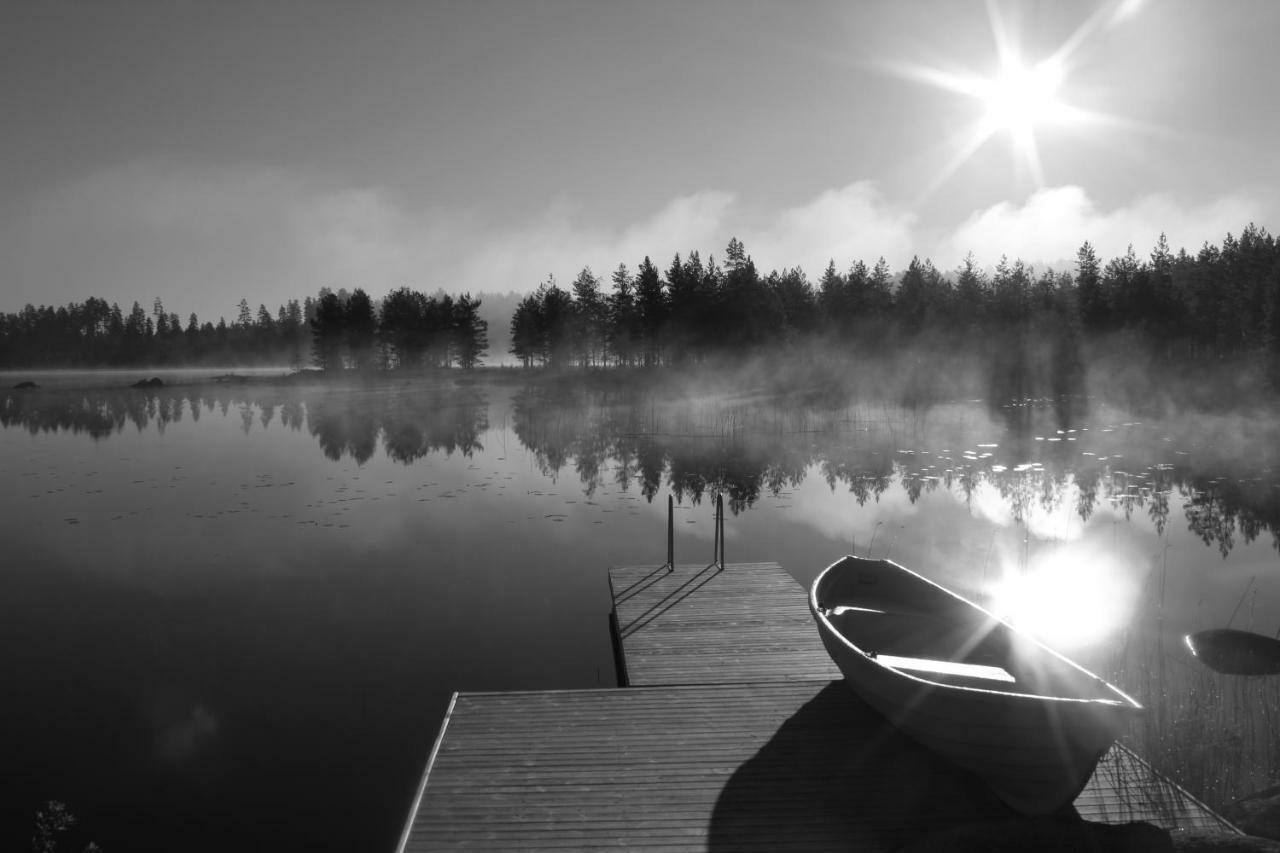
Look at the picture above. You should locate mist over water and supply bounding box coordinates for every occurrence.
[3,369,1279,851]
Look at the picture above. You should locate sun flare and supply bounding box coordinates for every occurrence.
[980,57,1066,137]
[988,548,1136,652]
[888,0,1139,192]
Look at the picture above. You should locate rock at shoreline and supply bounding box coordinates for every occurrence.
[131,377,164,388]
[1224,787,1280,842]
[898,817,1173,852]
[12,380,39,390]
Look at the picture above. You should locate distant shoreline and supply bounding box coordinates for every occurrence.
[6,346,1280,418]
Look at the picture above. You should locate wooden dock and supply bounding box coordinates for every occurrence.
[610,562,840,686]
[398,561,1240,851]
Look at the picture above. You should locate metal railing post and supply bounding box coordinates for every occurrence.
[718,493,725,570]
[665,494,674,571]
[709,492,725,572]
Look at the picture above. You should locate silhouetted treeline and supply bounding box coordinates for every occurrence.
[312,287,487,371]
[0,296,312,368]
[7,224,1276,375]
[507,225,1280,382]
[0,286,488,371]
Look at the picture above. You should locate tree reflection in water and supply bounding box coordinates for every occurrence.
[5,380,1280,556]
[0,380,490,467]
[511,383,1280,558]
[7,380,1280,557]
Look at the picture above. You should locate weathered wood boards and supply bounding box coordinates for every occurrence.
[395,560,1239,851]
[610,562,841,686]
[403,680,1022,851]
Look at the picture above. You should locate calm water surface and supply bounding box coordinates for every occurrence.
[2,371,1278,851]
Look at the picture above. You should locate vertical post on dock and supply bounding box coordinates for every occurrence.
[718,493,725,570]
[710,493,725,572]
[665,494,674,571]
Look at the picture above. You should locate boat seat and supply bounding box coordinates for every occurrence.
[872,653,1016,683]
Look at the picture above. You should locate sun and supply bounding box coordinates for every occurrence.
[884,0,1137,192]
[980,57,1067,139]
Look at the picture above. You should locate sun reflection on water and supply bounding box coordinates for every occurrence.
[988,544,1140,653]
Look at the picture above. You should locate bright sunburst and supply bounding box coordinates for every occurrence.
[988,545,1137,652]
[980,57,1067,138]
[890,0,1139,191]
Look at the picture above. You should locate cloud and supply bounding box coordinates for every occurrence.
[0,163,921,323]
[2,159,1274,326]
[291,186,471,291]
[426,181,922,290]
[935,184,1271,271]
[742,182,918,274]
[448,190,736,288]
[287,180,918,295]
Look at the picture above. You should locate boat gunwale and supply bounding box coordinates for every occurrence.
[810,555,1143,710]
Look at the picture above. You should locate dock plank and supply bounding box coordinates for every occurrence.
[610,562,841,686]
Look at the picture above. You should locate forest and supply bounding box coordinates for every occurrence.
[0,287,488,371]
[2,223,1279,385]
[507,226,1280,377]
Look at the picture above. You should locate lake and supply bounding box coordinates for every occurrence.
[3,369,1279,851]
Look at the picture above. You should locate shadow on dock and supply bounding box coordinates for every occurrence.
[617,564,722,638]
[709,682,1015,850]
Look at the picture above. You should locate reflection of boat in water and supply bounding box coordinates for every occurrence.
[809,555,1142,815]
[1185,628,1280,676]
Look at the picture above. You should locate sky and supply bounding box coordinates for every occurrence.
[3,0,1279,325]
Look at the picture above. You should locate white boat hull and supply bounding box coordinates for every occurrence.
[810,555,1141,815]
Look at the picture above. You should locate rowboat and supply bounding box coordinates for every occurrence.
[809,555,1142,815]
[1185,628,1280,675]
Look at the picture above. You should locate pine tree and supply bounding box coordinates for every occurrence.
[510,292,542,368]
[772,266,816,340]
[381,287,427,368]
[818,259,846,327]
[538,280,575,367]
[452,293,488,369]
[954,252,989,329]
[570,267,605,367]
[634,257,666,366]
[718,237,776,351]
[311,291,346,370]
[607,263,637,367]
[345,288,377,370]
[1075,241,1105,332]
